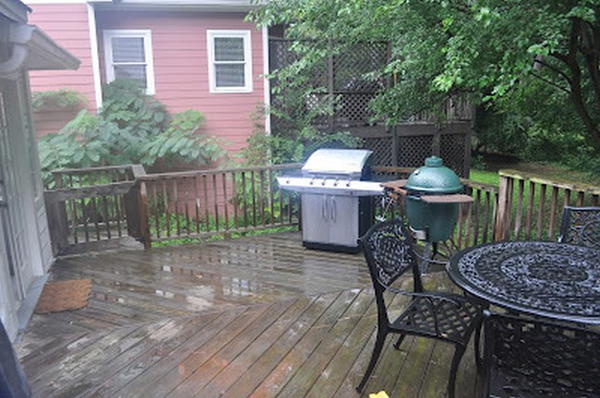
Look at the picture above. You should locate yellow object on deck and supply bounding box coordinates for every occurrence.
[369,392,390,398]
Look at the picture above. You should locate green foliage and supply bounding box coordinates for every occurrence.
[241,105,362,166]
[249,0,600,168]
[100,79,169,137]
[38,79,225,186]
[31,89,86,111]
[142,110,225,166]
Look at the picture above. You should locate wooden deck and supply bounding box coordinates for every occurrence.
[16,232,479,398]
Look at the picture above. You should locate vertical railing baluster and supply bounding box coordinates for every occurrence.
[81,198,89,242]
[548,186,559,239]
[173,179,181,237]
[525,181,535,240]
[251,171,257,227]
[152,182,160,239]
[162,179,170,238]
[473,189,481,245]
[278,172,284,225]
[576,191,585,207]
[91,196,100,241]
[242,172,248,227]
[482,190,491,242]
[212,173,219,231]
[259,169,265,225]
[115,194,122,237]
[268,168,275,225]
[71,199,78,244]
[193,176,200,234]
[102,195,111,239]
[222,172,230,230]
[232,171,239,229]
[184,177,190,236]
[536,184,546,240]
[202,174,210,232]
[564,189,572,208]
[514,179,525,239]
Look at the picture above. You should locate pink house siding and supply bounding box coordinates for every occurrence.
[27,4,97,136]
[96,10,265,155]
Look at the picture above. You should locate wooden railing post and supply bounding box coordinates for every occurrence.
[494,173,513,241]
[137,180,151,249]
[124,165,146,240]
[44,192,69,255]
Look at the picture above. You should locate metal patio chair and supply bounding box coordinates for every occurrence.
[356,219,483,397]
[559,206,600,249]
[482,311,600,398]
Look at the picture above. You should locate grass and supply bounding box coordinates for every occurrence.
[470,158,600,187]
[468,169,499,186]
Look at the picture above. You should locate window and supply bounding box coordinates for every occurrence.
[207,30,252,93]
[103,30,155,95]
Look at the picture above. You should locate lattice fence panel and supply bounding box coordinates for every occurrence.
[335,93,377,126]
[363,136,393,166]
[333,42,388,92]
[397,135,434,168]
[440,134,467,177]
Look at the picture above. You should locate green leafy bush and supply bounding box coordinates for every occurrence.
[31,89,86,111]
[38,79,225,186]
[142,110,224,166]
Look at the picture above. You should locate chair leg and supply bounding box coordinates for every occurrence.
[357,329,387,393]
[393,333,406,350]
[447,345,465,398]
[473,319,483,372]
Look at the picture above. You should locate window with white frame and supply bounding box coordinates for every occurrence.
[207,30,252,93]
[103,30,155,95]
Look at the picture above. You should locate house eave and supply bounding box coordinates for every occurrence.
[0,24,80,79]
[94,0,262,12]
[26,25,81,71]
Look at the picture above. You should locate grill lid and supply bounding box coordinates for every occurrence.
[301,149,373,177]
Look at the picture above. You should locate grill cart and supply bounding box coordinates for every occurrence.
[277,149,384,253]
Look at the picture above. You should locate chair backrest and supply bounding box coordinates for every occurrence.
[360,218,421,293]
[559,206,600,249]
[483,312,600,397]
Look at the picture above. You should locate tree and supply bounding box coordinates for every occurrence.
[250,0,600,151]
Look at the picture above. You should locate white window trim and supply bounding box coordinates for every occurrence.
[207,30,253,94]
[103,29,156,95]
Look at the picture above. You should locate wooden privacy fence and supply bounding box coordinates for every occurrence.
[44,164,600,255]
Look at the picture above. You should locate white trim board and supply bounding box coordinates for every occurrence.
[87,3,102,109]
[207,29,253,94]
[102,29,156,95]
[261,25,270,135]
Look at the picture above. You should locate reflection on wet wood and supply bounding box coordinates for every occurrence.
[17,232,478,398]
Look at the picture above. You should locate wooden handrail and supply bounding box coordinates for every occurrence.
[137,163,303,180]
[51,164,136,175]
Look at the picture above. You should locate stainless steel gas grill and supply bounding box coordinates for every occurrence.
[277,149,384,253]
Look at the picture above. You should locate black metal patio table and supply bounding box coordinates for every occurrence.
[447,241,600,324]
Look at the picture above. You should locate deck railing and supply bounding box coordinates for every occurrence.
[44,163,600,255]
[136,164,302,247]
[494,170,600,241]
[44,164,146,254]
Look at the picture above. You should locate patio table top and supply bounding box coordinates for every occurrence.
[447,241,600,325]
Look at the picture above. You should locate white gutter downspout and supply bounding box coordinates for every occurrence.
[0,25,33,79]
[261,25,270,136]
[87,2,102,110]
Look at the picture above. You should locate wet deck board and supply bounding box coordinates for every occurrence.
[17,232,478,397]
